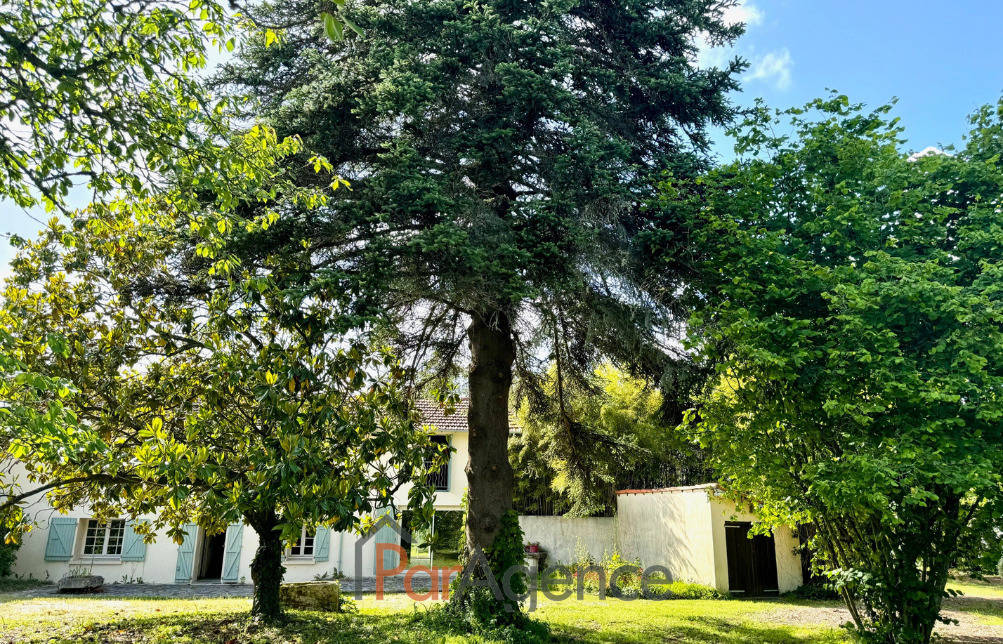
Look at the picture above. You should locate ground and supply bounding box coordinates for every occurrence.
[1,578,1001,643]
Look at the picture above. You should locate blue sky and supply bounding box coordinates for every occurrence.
[706,0,1003,157]
[2,0,1002,271]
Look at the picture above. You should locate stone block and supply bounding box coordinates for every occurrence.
[56,574,104,593]
[279,581,341,612]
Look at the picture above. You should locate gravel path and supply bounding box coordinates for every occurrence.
[7,572,452,600]
[761,596,1003,643]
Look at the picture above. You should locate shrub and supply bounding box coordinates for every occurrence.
[0,540,19,577]
[662,581,724,600]
[788,580,840,601]
[446,510,533,631]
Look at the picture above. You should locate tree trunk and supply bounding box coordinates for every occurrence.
[248,511,285,621]
[464,311,516,558]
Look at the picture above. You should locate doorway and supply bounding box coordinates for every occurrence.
[724,521,779,596]
[197,532,226,580]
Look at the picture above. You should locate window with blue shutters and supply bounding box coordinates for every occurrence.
[82,519,125,556]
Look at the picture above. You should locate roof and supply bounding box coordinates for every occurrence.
[415,398,521,434]
[415,399,470,433]
[615,483,720,496]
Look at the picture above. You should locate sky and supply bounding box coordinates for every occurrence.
[2,0,1002,272]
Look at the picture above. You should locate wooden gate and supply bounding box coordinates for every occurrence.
[724,521,779,596]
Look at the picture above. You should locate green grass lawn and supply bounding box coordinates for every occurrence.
[945,578,1003,628]
[3,577,1000,642]
[0,592,848,644]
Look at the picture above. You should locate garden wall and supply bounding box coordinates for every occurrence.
[517,516,616,565]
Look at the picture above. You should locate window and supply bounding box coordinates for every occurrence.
[289,526,314,558]
[82,519,125,557]
[425,435,450,491]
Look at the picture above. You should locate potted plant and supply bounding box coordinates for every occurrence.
[525,541,540,553]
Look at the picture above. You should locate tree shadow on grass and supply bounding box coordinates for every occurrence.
[946,595,1003,619]
[11,608,507,644]
[550,617,845,644]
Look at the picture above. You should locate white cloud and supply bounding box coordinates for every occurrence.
[746,48,793,90]
[907,146,948,162]
[694,1,795,91]
[695,0,763,67]
[721,0,763,28]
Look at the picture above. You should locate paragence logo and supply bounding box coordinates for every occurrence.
[354,515,673,611]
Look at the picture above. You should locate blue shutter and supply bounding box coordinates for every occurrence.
[373,508,401,572]
[314,527,331,562]
[43,517,78,561]
[174,524,198,583]
[121,521,147,562]
[221,523,243,583]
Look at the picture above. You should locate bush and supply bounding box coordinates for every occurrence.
[446,510,535,632]
[662,581,724,600]
[420,598,549,643]
[0,540,19,577]
[787,580,840,601]
[566,546,723,600]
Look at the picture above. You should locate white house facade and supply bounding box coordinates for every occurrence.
[10,400,470,584]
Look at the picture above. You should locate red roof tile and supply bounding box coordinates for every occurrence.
[415,399,470,433]
[415,399,521,434]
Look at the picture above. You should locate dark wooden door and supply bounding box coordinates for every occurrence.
[724,521,779,596]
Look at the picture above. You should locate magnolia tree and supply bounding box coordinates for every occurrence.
[0,0,357,209]
[682,96,1003,643]
[0,205,442,619]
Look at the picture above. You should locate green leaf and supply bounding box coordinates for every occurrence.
[322,12,343,42]
[341,16,364,37]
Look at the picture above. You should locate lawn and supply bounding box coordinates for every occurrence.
[0,592,847,644]
[3,581,1002,643]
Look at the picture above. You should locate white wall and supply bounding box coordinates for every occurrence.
[13,511,381,585]
[392,432,468,511]
[9,431,470,585]
[616,488,717,587]
[13,511,185,584]
[517,516,616,566]
[519,486,804,595]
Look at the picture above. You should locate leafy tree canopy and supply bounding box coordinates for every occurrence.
[0,0,357,209]
[0,200,442,618]
[212,3,746,615]
[682,95,1003,643]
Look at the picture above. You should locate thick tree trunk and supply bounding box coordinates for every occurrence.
[464,311,516,558]
[248,511,285,621]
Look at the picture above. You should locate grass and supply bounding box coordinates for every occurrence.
[0,592,848,643]
[4,577,1001,642]
[945,577,1003,628]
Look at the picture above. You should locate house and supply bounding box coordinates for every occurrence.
[9,400,471,584]
[519,484,805,595]
[11,400,804,596]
